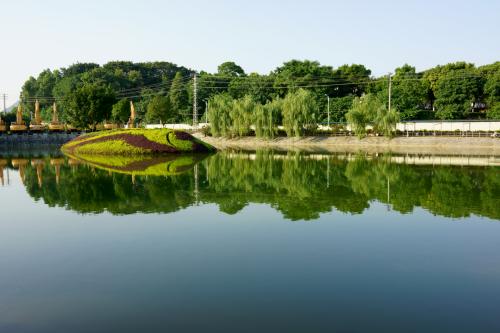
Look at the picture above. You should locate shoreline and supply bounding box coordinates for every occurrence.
[194,134,500,156]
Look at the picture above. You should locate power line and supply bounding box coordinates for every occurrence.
[115,75,192,94]
[20,73,489,102]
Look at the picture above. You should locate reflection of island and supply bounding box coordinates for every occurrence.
[2,151,499,221]
[64,152,210,176]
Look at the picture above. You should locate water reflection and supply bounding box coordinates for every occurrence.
[1,151,499,220]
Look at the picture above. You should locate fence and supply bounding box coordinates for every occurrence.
[146,121,500,137]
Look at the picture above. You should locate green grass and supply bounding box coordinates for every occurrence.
[73,140,146,155]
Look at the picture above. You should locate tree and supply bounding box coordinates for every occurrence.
[53,75,82,122]
[146,95,172,123]
[66,83,115,130]
[169,72,189,121]
[382,65,427,120]
[346,94,399,138]
[282,89,319,137]
[484,72,500,119]
[346,94,377,138]
[207,94,234,137]
[332,64,372,97]
[62,63,99,77]
[111,98,131,123]
[218,61,246,77]
[273,60,334,98]
[373,104,400,137]
[228,73,275,103]
[254,98,282,138]
[231,95,255,136]
[327,96,355,123]
[424,62,482,119]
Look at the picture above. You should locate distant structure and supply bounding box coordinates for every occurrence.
[10,104,27,132]
[30,100,45,131]
[48,102,65,131]
[127,101,136,128]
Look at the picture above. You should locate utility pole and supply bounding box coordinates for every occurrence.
[388,73,392,113]
[193,73,198,127]
[2,93,7,113]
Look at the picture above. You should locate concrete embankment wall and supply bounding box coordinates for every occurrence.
[149,121,500,132]
[194,134,500,156]
[0,133,80,146]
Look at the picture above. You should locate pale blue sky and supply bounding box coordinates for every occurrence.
[1,0,499,106]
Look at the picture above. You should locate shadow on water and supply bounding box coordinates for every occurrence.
[1,150,499,220]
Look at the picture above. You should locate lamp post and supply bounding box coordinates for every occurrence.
[324,94,330,128]
[203,99,209,123]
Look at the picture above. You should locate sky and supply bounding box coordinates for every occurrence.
[1,0,499,107]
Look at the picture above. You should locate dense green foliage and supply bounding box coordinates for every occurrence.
[20,61,192,124]
[65,83,115,130]
[111,98,131,123]
[16,59,500,133]
[345,94,399,137]
[169,72,190,120]
[376,65,428,120]
[146,95,172,123]
[16,152,500,220]
[206,90,319,138]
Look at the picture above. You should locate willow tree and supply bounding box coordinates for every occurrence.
[282,89,318,137]
[254,98,282,138]
[346,94,399,138]
[346,94,378,138]
[207,94,233,137]
[231,95,255,137]
[373,104,400,137]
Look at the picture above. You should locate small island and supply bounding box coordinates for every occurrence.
[62,128,216,155]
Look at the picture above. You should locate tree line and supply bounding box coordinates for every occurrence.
[7,59,500,133]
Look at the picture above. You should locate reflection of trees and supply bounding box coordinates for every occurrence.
[25,162,196,215]
[16,153,500,221]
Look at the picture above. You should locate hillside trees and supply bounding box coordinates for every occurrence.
[66,83,115,131]
[424,62,483,119]
[111,98,131,124]
[16,59,500,131]
[146,95,172,123]
[378,65,428,120]
[169,72,190,121]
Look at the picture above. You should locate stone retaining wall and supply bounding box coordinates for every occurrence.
[0,132,81,146]
[194,134,500,156]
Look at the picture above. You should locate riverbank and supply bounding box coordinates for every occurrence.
[193,134,500,155]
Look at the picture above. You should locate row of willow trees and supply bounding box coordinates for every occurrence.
[207,90,400,138]
[11,59,500,131]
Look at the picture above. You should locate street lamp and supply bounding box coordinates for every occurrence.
[324,94,330,128]
[203,99,209,124]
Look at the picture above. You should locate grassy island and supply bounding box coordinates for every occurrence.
[62,129,216,155]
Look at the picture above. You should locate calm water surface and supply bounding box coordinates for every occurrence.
[0,150,499,332]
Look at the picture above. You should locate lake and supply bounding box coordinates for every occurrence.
[0,150,499,332]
